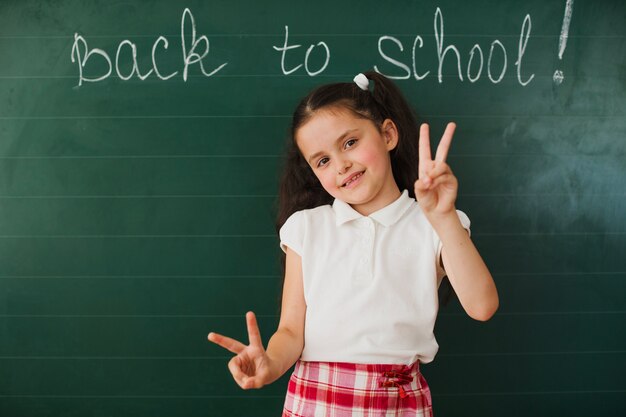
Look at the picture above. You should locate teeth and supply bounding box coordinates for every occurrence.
[345,172,363,186]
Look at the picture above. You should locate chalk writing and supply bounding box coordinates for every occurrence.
[70,8,227,86]
[553,0,574,84]
[272,26,330,76]
[374,8,535,86]
[67,5,578,88]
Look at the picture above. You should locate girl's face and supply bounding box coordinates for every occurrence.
[296,108,402,215]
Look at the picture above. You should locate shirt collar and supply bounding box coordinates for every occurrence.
[332,189,413,227]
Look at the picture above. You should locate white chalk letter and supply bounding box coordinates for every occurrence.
[304,42,330,76]
[272,25,303,75]
[152,36,178,80]
[115,40,153,81]
[435,8,463,83]
[70,33,112,87]
[467,44,484,83]
[411,35,430,81]
[181,8,227,81]
[374,36,410,80]
[516,14,535,86]
[487,40,507,83]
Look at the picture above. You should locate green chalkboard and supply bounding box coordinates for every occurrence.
[1,0,625,416]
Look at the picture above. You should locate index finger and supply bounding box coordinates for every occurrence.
[207,332,246,355]
[434,122,456,163]
[418,123,432,176]
[246,311,263,348]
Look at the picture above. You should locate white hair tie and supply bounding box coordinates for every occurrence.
[353,73,369,91]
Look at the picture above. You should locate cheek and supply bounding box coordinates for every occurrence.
[318,171,337,190]
[357,147,386,169]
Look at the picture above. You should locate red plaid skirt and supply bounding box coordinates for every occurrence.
[282,360,433,417]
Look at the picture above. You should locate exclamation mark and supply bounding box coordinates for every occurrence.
[553,0,575,85]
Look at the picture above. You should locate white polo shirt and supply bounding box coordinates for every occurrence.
[279,189,471,365]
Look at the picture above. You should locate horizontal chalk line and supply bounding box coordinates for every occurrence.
[0,274,282,279]
[0,231,623,238]
[0,153,621,159]
[0,351,623,360]
[0,194,277,198]
[0,271,623,279]
[0,115,623,120]
[0,234,276,238]
[0,33,623,39]
[0,193,623,199]
[0,394,285,399]
[1,74,623,80]
[433,390,626,397]
[0,311,623,318]
[0,391,624,399]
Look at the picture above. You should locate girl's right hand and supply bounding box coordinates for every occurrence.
[207,311,275,390]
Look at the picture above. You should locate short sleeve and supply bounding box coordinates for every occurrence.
[436,209,471,283]
[279,211,305,256]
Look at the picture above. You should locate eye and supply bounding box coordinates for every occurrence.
[316,157,329,168]
[345,138,357,148]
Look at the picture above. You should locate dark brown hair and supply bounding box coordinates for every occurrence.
[273,70,457,307]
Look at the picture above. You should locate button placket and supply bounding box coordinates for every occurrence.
[365,219,372,268]
[354,218,375,282]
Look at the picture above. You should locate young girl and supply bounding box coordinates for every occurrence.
[208,71,499,416]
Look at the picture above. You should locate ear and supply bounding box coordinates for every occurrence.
[381,119,399,151]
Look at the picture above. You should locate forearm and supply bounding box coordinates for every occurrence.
[431,210,499,320]
[265,327,304,383]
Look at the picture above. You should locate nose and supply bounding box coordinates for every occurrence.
[336,158,352,175]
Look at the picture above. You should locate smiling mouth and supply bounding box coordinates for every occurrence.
[342,171,364,187]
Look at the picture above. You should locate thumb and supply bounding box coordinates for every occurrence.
[414,178,436,211]
[241,376,263,390]
[414,177,432,199]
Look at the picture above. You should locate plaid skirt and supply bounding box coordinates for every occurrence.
[282,360,433,417]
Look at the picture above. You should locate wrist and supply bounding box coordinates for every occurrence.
[426,209,464,239]
[264,352,284,384]
[264,327,304,383]
[425,207,457,225]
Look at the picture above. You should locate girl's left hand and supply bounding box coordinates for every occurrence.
[414,122,458,216]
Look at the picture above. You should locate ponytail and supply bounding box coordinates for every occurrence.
[363,71,420,200]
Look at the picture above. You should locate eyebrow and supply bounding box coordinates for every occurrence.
[307,129,358,165]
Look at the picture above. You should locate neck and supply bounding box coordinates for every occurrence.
[351,183,402,216]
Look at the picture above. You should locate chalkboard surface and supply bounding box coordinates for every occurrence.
[1,0,624,416]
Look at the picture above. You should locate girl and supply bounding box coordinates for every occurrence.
[208,71,499,416]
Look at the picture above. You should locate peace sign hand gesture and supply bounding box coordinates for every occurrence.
[207,311,275,390]
[414,123,459,216]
